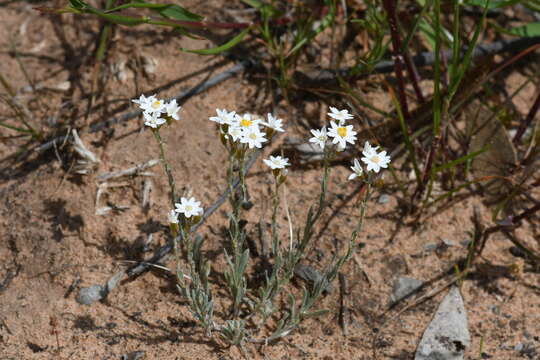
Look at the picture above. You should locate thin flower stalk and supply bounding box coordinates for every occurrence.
[153,128,177,206]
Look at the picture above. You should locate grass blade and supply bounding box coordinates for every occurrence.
[182,28,250,55]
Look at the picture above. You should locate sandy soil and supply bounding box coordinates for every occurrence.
[1,1,539,359]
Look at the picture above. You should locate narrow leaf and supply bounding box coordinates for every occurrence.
[506,22,540,37]
[69,0,88,9]
[464,0,520,9]
[182,27,250,55]
[432,149,486,174]
[158,4,203,21]
[0,122,33,133]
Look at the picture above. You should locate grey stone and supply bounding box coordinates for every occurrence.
[441,238,456,247]
[377,194,391,204]
[488,304,500,315]
[514,342,537,359]
[105,270,125,294]
[122,351,145,360]
[76,285,105,305]
[415,286,470,360]
[391,276,423,304]
[424,243,439,252]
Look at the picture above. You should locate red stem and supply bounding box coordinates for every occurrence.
[513,89,540,145]
[382,0,411,120]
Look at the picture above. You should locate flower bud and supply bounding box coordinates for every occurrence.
[278,173,288,186]
[265,127,275,140]
[220,132,228,148]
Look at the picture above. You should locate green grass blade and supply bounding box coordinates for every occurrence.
[103,0,205,21]
[448,1,490,99]
[0,122,34,133]
[286,0,335,57]
[181,27,250,55]
[432,149,486,174]
[449,0,461,84]
[464,0,519,9]
[402,0,432,50]
[505,22,540,37]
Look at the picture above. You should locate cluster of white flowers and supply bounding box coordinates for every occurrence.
[209,109,284,149]
[348,141,391,179]
[132,94,181,128]
[309,107,357,152]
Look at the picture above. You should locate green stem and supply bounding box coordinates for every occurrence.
[271,181,281,255]
[352,183,372,242]
[153,128,177,206]
[314,147,333,221]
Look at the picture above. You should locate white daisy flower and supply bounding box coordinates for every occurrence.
[166,99,181,121]
[134,94,166,114]
[263,155,290,169]
[262,113,285,132]
[327,121,357,149]
[143,111,166,128]
[328,106,353,125]
[132,94,155,109]
[168,209,179,224]
[308,127,328,150]
[235,113,261,130]
[240,126,267,149]
[227,125,243,142]
[348,158,363,180]
[209,108,236,125]
[175,197,204,218]
[361,142,391,173]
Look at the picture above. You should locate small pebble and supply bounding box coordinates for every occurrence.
[509,246,527,258]
[441,238,456,247]
[488,305,500,315]
[424,243,439,252]
[52,80,71,91]
[514,342,537,359]
[377,194,390,204]
[76,285,105,305]
[122,351,145,360]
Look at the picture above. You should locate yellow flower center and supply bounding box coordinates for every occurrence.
[337,127,347,137]
[151,100,162,109]
[240,118,253,127]
[318,135,326,141]
[249,133,258,140]
[185,205,193,212]
[370,155,380,164]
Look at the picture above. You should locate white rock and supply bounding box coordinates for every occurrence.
[415,286,470,360]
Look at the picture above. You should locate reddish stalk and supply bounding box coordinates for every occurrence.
[412,135,439,204]
[382,0,411,120]
[513,89,540,145]
[477,202,540,255]
[403,51,426,104]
